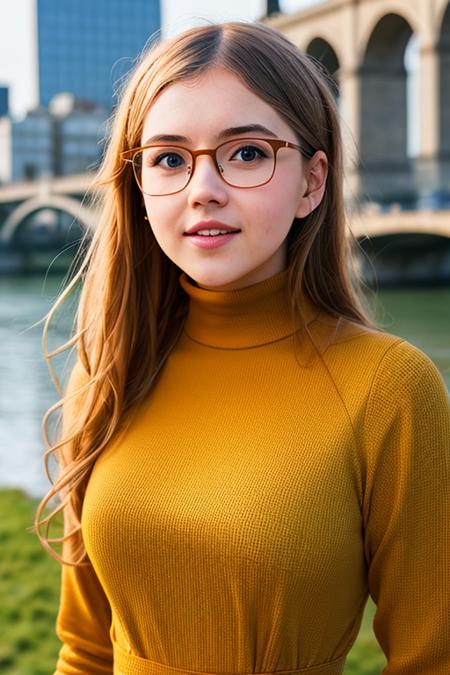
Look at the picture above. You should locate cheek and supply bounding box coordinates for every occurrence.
[143,198,178,232]
[144,197,164,220]
[247,183,300,232]
[267,168,301,203]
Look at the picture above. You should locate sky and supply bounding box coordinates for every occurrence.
[0,0,322,118]
[162,0,322,36]
[0,0,38,117]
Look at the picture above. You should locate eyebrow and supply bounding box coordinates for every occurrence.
[143,124,279,146]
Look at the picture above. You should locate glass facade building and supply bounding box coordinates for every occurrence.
[37,0,161,109]
[12,110,54,181]
[11,96,108,181]
[57,106,108,175]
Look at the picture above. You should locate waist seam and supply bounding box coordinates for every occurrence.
[113,641,346,675]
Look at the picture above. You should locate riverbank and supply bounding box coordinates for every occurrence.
[1,488,385,674]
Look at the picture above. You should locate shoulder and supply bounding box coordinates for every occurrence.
[310,314,449,422]
[319,313,443,383]
[342,320,447,400]
[364,334,449,427]
[339,325,450,448]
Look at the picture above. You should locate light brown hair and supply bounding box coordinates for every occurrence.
[35,21,376,564]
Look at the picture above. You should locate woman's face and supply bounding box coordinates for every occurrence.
[140,66,327,290]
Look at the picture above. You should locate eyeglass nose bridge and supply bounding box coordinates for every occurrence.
[185,147,225,187]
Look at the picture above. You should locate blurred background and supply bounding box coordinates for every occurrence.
[0,1,449,674]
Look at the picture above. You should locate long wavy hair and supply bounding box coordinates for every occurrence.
[35,20,377,565]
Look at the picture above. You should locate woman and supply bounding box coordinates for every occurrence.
[36,21,450,675]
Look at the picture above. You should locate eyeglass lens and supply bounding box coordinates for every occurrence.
[132,139,277,196]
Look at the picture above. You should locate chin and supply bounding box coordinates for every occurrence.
[187,269,246,291]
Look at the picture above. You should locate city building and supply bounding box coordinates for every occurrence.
[0,86,9,117]
[0,116,12,184]
[11,107,54,181]
[0,1,160,184]
[50,94,109,176]
[37,0,161,110]
[0,93,108,182]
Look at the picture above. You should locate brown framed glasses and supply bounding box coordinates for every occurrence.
[120,137,315,196]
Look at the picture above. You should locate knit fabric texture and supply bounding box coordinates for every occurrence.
[54,267,450,675]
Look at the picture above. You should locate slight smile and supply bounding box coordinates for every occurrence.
[184,222,241,250]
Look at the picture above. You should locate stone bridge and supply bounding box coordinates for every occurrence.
[0,174,97,245]
[267,0,450,203]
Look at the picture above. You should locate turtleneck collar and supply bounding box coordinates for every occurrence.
[178,267,321,349]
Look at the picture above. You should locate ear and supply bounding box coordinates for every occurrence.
[295,150,328,219]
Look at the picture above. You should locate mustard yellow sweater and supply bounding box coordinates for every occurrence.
[54,267,450,675]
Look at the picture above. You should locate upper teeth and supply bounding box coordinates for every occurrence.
[195,229,232,236]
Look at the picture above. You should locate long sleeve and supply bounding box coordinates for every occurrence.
[53,360,114,674]
[54,557,113,674]
[362,340,450,673]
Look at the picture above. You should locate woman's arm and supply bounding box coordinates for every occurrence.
[52,360,114,674]
[362,340,450,673]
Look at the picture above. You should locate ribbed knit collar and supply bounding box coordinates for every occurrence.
[178,267,320,349]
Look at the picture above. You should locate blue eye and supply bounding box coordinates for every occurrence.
[233,145,267,162]
[153,153,185,168]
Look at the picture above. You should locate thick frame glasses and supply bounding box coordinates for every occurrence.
[121,137,315,197]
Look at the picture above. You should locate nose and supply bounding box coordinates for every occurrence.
[186,154,229,208]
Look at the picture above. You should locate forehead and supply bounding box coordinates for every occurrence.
[141,66,294,144]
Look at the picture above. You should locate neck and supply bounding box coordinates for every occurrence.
[178,267,320,349]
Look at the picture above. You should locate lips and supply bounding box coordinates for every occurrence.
[184,220,241,235]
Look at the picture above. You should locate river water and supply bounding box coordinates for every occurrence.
[1,273,449,498]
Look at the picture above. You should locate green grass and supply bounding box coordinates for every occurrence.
[0,489,62,675]
[345,601,386,673]
[0,489,385,674]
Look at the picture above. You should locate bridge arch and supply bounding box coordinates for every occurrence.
[0,194,97,245]
[357,3,421,59]
[358,13,415,203]
[305,37,340,98]
[356,230,450,286]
